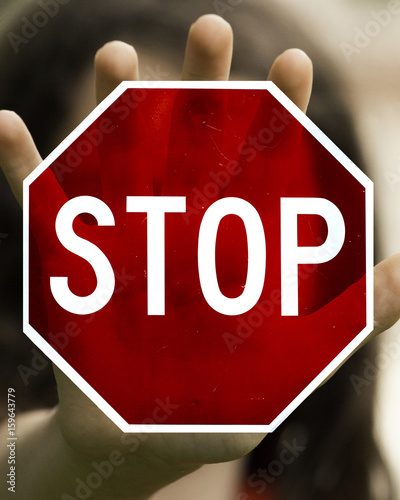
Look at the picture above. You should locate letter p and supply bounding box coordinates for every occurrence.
[280,197,345,316]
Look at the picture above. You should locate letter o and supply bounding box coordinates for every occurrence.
[198,198,266,315]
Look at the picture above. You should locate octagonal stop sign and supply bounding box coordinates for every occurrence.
[23,82,373,432]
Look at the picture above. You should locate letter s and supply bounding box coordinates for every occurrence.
[50,196,115,315]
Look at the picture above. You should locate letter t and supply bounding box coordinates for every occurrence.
[126,196,186,315]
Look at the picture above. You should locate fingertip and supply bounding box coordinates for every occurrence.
[274,48,313,75]
[0,110,39,170]
[95,40,138,75]
[374,254,400,334]
[0,110,26,148]
[268,48,313,113]
[0,110,42,205]
[189,14,233,54]
[95,40,139,103]
[183,14,233,81]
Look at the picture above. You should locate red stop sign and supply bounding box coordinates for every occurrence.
[23,82,373,432]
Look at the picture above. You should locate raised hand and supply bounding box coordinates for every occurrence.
[1,13,398,500]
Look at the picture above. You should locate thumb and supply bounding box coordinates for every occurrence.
[0,110,42,206]
[373,254,400,336]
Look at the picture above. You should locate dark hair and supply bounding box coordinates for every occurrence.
[0,1,393,498]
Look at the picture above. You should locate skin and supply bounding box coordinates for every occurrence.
[0,13,399,499]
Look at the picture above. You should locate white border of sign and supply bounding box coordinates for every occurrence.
[23,81,374,433]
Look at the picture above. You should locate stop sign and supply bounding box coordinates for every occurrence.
[23,82,373,432]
